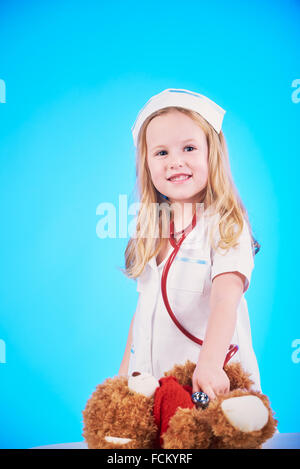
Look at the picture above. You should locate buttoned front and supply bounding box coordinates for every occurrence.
[128,210,262,392]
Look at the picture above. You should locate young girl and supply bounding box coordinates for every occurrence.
[118,88,262,401]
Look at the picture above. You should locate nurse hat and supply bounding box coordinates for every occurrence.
[131,88,226,147]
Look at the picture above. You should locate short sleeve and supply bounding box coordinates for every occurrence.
[210,216,255,293]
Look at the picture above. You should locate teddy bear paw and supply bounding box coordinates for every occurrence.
[221,395,269,432]
[104,436,132,445]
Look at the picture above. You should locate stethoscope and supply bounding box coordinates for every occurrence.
[160,210,238,407]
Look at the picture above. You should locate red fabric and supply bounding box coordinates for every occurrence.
[153,376,195,448]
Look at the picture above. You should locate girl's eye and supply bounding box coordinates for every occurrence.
[155,146,195,156]
[184,146,195,152]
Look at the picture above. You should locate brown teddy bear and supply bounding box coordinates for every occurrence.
[82,360,277,449]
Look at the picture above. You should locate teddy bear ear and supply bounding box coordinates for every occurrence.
[128,372,160,398]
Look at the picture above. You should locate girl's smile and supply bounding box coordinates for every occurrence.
[167,173,193,183]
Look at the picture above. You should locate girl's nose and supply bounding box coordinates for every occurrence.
[168,152,185,169]
[168,160,185,171]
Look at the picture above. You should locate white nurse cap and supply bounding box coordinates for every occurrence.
[131,88,226,147]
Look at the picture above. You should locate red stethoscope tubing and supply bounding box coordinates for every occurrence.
[161,211,238,368]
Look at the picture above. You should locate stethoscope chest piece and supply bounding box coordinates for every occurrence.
[191,391,210,409]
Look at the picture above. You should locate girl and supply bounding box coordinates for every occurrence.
[118,88,261,401]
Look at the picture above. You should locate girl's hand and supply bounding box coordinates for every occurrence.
[192,359,230,401]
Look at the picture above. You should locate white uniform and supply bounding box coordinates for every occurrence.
[128,209,262,391]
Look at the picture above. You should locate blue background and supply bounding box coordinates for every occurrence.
[0,0,299,449]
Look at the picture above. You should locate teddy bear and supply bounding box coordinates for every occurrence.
[82,360,277,449]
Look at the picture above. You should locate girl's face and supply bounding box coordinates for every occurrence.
[146,110,209,206]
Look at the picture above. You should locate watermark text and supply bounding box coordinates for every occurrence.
[0,339,6,364]
[291,79,300,103]
[291,339,300,364]
[96,195,206,239]
[0,79,6,103]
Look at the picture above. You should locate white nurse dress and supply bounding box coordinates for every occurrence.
[128,209,262,392]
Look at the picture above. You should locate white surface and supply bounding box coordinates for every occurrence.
[31,441,88,449]
[31,433,300,449]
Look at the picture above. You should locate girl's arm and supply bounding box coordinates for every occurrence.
[118,312,135,376]
[192,271,245,399]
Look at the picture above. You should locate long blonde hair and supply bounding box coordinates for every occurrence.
[123,106,260,279]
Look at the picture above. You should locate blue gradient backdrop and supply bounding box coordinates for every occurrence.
[0,0,299,449]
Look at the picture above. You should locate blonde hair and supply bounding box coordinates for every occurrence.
[123,106,260,279]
